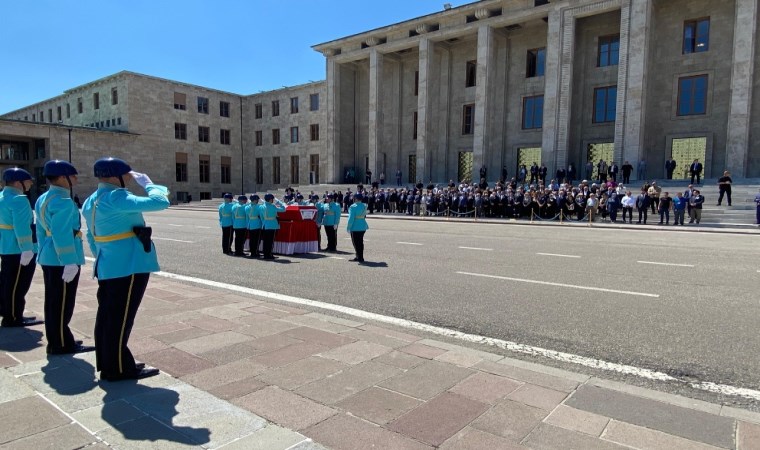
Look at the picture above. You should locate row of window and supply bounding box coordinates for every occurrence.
[174,123,232,145]
[254,94,320,119]
[173,93,231,117]
[87,118,123,129]
[175,154,321,186]
[253,124,320,146]
[253,155,321,185]
[20,88,119,123]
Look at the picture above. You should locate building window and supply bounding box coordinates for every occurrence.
[220,129,231,145]
[290,97,299,114]
[198,126,210,142]
[117,117,121,125]
[174,92,186,110]
[77,97,83,114]
[310,154,320,183]
[526,48,546,78]
[94,92,100,110]
[272,128,280,145]
[32,114,36,122]
[199,155,210,183]
[291,155,299,184]
[219,101,230,117]
[221,156,231,184]
[272,157,281,184]
[111,87,118,105]
[197,97,209,114]
[414,71,419,96]
[175,123,187,140]
[310,124,319,141]
[310,93,319,111]
[684,18,710,54]
[678,75,708,116]
[413,111,418,140]
[522,95,544,129]
[106,119,111,127]
[462,104,475,135]
[176,152,188,182]
[598,35,620,67]
[255,130,263,146]
[56,106,62,122]
[40,111,44,122]
[290,126,299,143]
[593,86,617,123]
[66,103,70,119]
[465,60,477,87]
[255,103,263,119]
[256,157,263,184]
[272,100,280,116]
[47,109,52,123]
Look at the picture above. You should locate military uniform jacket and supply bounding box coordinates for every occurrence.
[246,202,263,229]
[346,202,368,232]
[314,201,325,226]
[35,186,85,266]
[260,201,286,230]
[0,186,36,255]
[232,202,248,229]
[322,202,341,227]
[218,202,234,227]
[82,182,170,280]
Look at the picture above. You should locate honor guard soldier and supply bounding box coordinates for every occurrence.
[82,157,169,381]
[35,160,93,354]
[322,194,341,252]
[246,194,262,258]
[0,168,42,327]
[313,195,325,251]
[259,194,286,260]
[231,195,248,256]
[347,193,369,263]
[218,193,234,255]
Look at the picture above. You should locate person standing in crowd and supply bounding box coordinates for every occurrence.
[567,163,576,185]
[647,181,661,215]
[246,194,262,258]
[365,169,372,184]
[585,193,597,222]
[636,189,650,224]
[621,190,635,223]
[396,169,402,187]
[690,159,703,185]
[322,194,341,252]
[539,164,548,185]
[259,194,286,260]
[754,188,760,226]
[672,192,687,226]
[0,168,41,327]
[218,193,234,255]
[82,157,168,380]
[621,161,633,184]
[231,195,248,257]
[529,163,538,185]
[637,158,647,181]
[658,191,672,225]
[379,172,385,185]
[347,193,368,263]
[717,171,732,206]
[689,189,704,224]
[665,156,676,180]
[585,160,594,180]
[35,160,93,354]
[608,162,619,183]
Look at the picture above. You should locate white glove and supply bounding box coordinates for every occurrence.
[62,264,79,283]
[129,171,153,188]
[20,251,34,266]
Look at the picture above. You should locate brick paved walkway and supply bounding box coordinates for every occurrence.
[0,266,758,449]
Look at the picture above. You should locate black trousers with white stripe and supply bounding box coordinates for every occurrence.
[0,254,36,326]
[42,265,80,352]
[95,273,149,376]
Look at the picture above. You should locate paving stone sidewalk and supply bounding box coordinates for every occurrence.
[1,266,759,449]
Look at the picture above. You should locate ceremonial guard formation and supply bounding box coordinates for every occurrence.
[260,194,286,260]
[347,193,369,263]
[231,195,248,256]
[322,194,341,252]
[246,194,263,258]
[218,193,234,254]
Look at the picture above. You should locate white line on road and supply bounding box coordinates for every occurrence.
[153,237,194,243]
[397,242,423,246]
[168,224,184,227]
[457,271,659,298]
[458,246,493,251]
[195,226,211,229]
[328,256,345,260]
[637,261,694,268]
[147,269,760,402]
[537,253,581,258]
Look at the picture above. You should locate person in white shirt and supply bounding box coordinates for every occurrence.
[621,190,636,223]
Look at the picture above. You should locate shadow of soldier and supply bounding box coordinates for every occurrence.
[0,327,44,353]
[41,355,98,396]
[98,379,211,446]
[358,261,388,268]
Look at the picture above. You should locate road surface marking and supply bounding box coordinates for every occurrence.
[537,253,581,258]
[397,242,423,246]
[459,246,493,251]
[637,261,694,268]
[144,268,760,402]
[153,237,194,243]
[328,256,345,260]
[195,226,211,229]
[168,224,183,227]
[457,271,659,298]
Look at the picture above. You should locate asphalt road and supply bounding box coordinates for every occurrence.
[132,208,760,407]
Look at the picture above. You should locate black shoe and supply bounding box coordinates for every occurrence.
[349,257,360,262]
[48,344,96,355]
[2,317,44,328]
[263,256,275,260]
[101,367,160,381]
[135,362,146,370]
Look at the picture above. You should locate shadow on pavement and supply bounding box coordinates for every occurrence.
[0,328,43,352]
[358,261,388,268]
[42,356,97,396]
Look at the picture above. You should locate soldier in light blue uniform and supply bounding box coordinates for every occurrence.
[246,194,263,258]
[346,193,369,263]
[322,193,342,252]
[259,194,286,260]
[313,195,325,251]
[231,195,248,256]
[0,168,42,327]
[218,193,234,255]
[82,157,169,381]
[35,160,93,354]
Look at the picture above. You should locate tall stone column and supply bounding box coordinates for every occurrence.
[473,24,494,181]
[368,49,384,182]
[325,56,340,183]
[726,0,758,177]
[416,38,434,183]
[615,0,652,176]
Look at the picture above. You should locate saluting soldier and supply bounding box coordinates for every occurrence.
[82,157,168,381]
[35,160,93,354]
[0,168,42,327]
[218,193,234,255]
[246,194,263,258]
[347,193,369,263]
[322,193,341,252]
[231,195,249,256]
[259,194,286,260]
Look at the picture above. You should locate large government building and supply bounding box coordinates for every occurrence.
[1,0,758,201]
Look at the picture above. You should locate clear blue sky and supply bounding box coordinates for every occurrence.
[1,0,469,114]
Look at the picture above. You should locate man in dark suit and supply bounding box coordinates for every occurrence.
[665,157,677,180]
[690,159,703,185]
